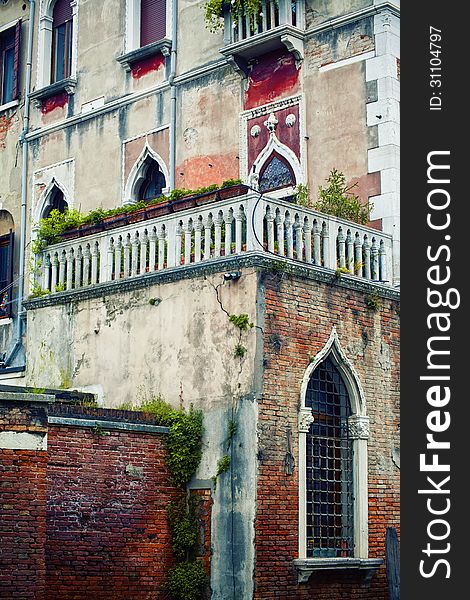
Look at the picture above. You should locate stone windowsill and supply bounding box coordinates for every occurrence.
[293,558,383,584]
[117,39,172,71]
[0,99,19,113]
[29,78,77,103]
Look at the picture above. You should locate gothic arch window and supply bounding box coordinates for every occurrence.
[42,185,68,219]
[137,158,166,201]
[258,151,295,193]
[305,357,354,557]
[298,329,370,565]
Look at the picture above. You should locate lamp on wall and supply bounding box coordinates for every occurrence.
[223,271,241,282]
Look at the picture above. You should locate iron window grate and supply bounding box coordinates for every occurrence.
[305,357,354,557]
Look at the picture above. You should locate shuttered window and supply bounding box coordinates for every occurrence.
[0,20,21,105]
[0,231,14,319]
[140,0,166,47]
[52,0,73,83]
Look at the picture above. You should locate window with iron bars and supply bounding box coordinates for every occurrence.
[305,357,354,557]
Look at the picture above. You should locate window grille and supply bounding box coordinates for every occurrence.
[305,357,354,557]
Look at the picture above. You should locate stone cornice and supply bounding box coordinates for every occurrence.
[24,252,400,311]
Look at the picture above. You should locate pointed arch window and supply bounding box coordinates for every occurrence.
[138,159,166,201]
[42,185,68,219]
[305,357,354,557]
[258,151,295,193]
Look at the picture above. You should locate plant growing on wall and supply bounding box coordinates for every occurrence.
[203,0,265,32]
[314,169,372,225]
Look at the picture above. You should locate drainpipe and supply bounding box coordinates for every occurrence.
[3,0,35,367]
[169,0,178,190]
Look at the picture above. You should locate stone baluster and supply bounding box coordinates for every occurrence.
[194,219,203,263]
[354,233,363,278]
[285,214,293,259]
[123,235,131,278]
[303,219,312,264]
[213,214,222,257]
[346,230,354,273]
[203,216,212,261]
[235,208,244,254]
[363,236,371,279]
[313,221,321,265]
[51,253,58,292]
[106,239,114,282]
[91,242,99,284]
[158,226,166,270]
[371,238,379,281]
[114,237,122,280]
[66,248,74,290]
[131,232,140,277]
[43,253,51,292]
[266,208,275,253]
[184,220,193,264]
[175,223,183,266]
[322,222,330,268]
[83,245,91,286]
[275,212,285,256]
[224,212,233,257]
[337,228,346,269]
[294,216,303,261]
[58,251,66,289]
[379,239,387,282]
[140,230,148,274]
[75,246,83,288]
[148,228,157,272]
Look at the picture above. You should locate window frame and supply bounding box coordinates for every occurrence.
[298,328,369,562]
[0,230,14,320]
[125,0,171,53]
[51,18,73,84]
[0,20,21,108]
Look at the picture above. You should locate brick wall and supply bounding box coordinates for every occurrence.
[45,424,178,600]
[255,271,400,599]
[0,398,49,600]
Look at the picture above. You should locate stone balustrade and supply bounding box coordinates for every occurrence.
[35,193,394,295]
[223,0,303,45]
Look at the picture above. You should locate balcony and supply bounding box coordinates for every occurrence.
[32,191,395,300]
[221,0,305,71]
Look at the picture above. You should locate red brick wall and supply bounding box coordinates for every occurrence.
[45,425,178,600]
[255,272,400,599]
[0,400,48,600]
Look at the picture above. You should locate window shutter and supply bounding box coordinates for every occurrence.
[140,0,167,47]
[53,0,73,27]
[12,20,21,101]
[6,230,14,318]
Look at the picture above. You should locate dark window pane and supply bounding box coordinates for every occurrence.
[2,47,14,103]
[259,155,295,192]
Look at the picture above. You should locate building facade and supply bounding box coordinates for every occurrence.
[0,0,400,598]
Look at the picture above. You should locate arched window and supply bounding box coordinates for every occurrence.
[51,0,73,83]
[297,328,370,574]
[259,152,295,193]
[305,357,354,557]
[42,186,68,219]
[137,159,166,201]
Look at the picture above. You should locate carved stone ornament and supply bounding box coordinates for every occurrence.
[250,125,261,138]
[285,114,296,127]
[264,112,278,134]
[348,415,370,440]
[299,408,314,433]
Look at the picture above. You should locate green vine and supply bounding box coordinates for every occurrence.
[228,313,254,331]
[203,0,265,32]
[128,397,206,599]
[365,291,381,311]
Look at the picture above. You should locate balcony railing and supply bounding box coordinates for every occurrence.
[223,0,303,45]
[34,193,394,296]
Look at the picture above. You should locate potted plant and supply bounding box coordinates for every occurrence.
[217,179,249,200]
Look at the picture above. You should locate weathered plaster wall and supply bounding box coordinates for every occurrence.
[24,268,260,598]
